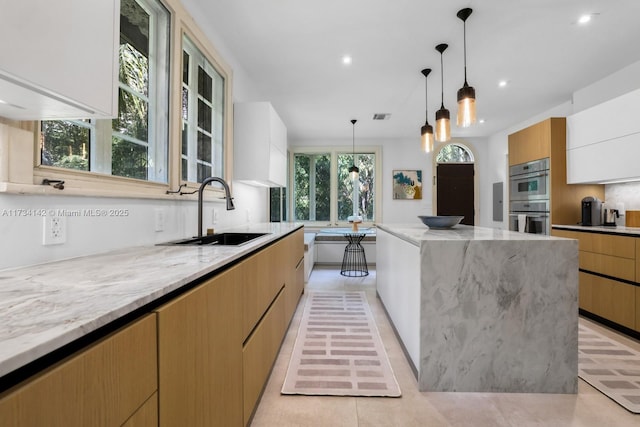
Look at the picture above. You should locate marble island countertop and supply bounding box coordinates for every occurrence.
[377,223,567,246]
[376,223,578,393]
[0,222,302,380]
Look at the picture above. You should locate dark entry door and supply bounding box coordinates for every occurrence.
[436,163,474,225]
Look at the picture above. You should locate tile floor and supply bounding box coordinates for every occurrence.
[250,266,640,427]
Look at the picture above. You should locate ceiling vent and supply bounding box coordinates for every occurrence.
[372,113,391,120]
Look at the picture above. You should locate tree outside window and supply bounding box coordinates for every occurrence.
[293,150,377,224]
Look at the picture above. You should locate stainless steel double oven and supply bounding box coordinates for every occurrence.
[508,158,550,235]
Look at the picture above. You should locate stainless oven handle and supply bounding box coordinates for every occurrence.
[510,171,548,180]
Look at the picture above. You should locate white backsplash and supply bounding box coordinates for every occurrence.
[0,182,267,270]
[605,181,640,213]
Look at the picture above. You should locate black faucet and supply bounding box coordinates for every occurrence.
[198,177,235,237]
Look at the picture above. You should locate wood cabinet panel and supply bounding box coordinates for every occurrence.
[242,243,283,339]
[581,273,636,330]
[636,287,640,332]
[580,252,635,281]
[578,271,594,312]
[284,229,305,321]
[156,265,243,427]
[243,290,287,426]
[508,119,551,165]
[579,233,635,259]
[0,314,157,427]
[123,392,158,427]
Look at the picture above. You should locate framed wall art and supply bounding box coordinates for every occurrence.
[392,170,422,200]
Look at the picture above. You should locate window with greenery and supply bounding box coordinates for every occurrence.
[181,35,225,184]
[40,0,170,182]
[337,153,375,221]
[436,143,474,163]
[269,187,288,222]
[293,150,377,224]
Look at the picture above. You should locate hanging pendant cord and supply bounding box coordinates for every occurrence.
[463,20,468,84]
[425,78,429,122]
[440,52,445,109]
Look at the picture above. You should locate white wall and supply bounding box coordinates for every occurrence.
[0,182,266,270]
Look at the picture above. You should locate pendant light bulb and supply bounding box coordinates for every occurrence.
[349,119,359,181]
[420,68,434,153]
[456,8,477,128]
[435,43,451,142]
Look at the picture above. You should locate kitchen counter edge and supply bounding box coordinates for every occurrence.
[0,223,303,381]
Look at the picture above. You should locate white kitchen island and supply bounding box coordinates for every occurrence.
[376,224,578,393]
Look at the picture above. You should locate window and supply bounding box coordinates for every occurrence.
[292,148,379,224]
[181,35,225,184]
[436,143,474,163]
[40,0,170,183]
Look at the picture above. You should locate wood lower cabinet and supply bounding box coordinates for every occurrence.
[0,314,157,427]
[242,290,286,426]
[579,272,636,330]
[553,228,639,332]
[284,228,305,321]
[123,393,158,427]
[156,265,243,427]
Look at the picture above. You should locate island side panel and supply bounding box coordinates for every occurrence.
[418,238,578,393]
[376,228,421,374]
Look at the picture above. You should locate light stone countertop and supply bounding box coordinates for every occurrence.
[377,223,568,246]
[0,222,302,379]
[553,224,640,237]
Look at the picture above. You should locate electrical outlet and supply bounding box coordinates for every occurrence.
[212,208,219,225]
[43,216,66,245]
[154,208,165,232]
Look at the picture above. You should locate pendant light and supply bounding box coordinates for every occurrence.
[348,119,359,181]
[420,68,435,153]
[456,7,477,128]
[435,43,451,142]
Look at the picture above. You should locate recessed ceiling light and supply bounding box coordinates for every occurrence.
[342,55,352,65]
[479,119,485,124]
[498,80,508,88]
[578,14,592,24]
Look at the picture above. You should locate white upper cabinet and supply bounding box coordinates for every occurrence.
[233,102,287,187]
[567,89,640,184]
[0,0,119,120]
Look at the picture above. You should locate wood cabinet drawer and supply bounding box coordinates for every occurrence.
[243,290,286,426]
[553,229,636,259]
[579,233,635,258]
[579,272,636,330]
[156,266,243,427]
[242,243,281,339]
[579,251,635,281]
[0,314,157,427]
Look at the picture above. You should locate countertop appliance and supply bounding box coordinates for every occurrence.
[509,158,550,235]
[603,208,619,227]
[581,196,602,226]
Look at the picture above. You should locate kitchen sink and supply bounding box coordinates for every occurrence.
[159,232,270,246]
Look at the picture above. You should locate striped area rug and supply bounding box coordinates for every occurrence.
[579,323,640,413]
[281,291,401,397]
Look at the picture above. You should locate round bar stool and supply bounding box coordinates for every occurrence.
[340,233,369,277]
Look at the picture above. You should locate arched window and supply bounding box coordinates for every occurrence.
[436,143,474,163]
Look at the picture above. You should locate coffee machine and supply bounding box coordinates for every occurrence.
[581,196,602,226]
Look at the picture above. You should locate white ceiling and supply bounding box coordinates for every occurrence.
[189,0,640,141]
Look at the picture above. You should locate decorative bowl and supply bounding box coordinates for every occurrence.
[418,215,464,229]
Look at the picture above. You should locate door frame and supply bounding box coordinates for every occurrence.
[431,140,479,226]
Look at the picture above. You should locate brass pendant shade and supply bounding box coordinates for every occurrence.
[349,119,359,181]
[435,43,451,142]
[420,68,434,153]
[456,8,477,128]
